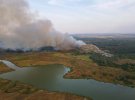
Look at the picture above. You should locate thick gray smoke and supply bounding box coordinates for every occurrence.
[0,0,85,51]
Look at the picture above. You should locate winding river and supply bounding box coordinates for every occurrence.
[0,60,135,100]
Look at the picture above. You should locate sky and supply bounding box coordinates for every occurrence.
[27,0,135,33]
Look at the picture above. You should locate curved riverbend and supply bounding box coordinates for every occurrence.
[0,61,135,100]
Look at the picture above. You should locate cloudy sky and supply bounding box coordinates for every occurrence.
[27,0,135,33]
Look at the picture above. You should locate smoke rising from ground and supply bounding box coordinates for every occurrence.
[0,0,85,51]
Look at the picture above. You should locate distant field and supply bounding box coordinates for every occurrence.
[74,34,135,59]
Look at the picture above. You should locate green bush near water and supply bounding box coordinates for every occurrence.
[89,53,135,72]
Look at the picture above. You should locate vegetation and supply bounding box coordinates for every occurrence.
[76,37,135,59]
[74,36,135,87]
[116,74,135,87]
[0,62,13,73]
[0,35,135,99]
[0,36,135,93]
[0,51,135,87]
[90,53,135,72]
[0,78,89,100]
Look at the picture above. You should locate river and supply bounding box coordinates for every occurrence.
[0,61,135,100]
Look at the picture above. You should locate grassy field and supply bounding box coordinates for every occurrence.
[0,51,135,87]
[0,62,13,73]
[0,78,90,100]
[0,52,93,100]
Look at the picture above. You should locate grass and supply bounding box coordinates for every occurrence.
[0,62,13,73]
[0,51,135,87]
[0,78,91,100]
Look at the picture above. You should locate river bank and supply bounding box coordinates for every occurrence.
[1,52,135,87]
[0,62,91,100]
[0,61,13,74]
[0,78,90,100]
[1,63,135,100]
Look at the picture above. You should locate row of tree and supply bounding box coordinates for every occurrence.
[90,53,135,72]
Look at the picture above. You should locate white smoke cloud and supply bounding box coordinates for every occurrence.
[0,0,85,51]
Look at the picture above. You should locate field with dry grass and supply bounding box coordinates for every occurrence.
[0,51,135,87]
[0,62,13,73]
[0,52,94,100]
[0,78,90,100]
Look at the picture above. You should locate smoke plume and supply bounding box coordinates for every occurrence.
[0,0,85,51]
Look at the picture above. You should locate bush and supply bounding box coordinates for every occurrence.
[90,53,135,72]
[116,75,133,85]
[89,53,117,67]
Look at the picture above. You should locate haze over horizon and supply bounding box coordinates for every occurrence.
[28,0,135,34]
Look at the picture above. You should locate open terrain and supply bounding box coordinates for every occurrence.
[0,51,135,87]
[0,78,89,100]
[0,58,92,100]
[0,62,13,74]
[0,34,135,100]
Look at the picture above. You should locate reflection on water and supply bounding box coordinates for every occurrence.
[0,64,135,100]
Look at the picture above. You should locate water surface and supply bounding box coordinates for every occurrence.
[0,64,135,100]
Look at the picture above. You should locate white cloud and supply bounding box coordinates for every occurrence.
[48,0,63,6]
[89,0,135,10]
[28,0,135,33]
[48,0,83,6]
